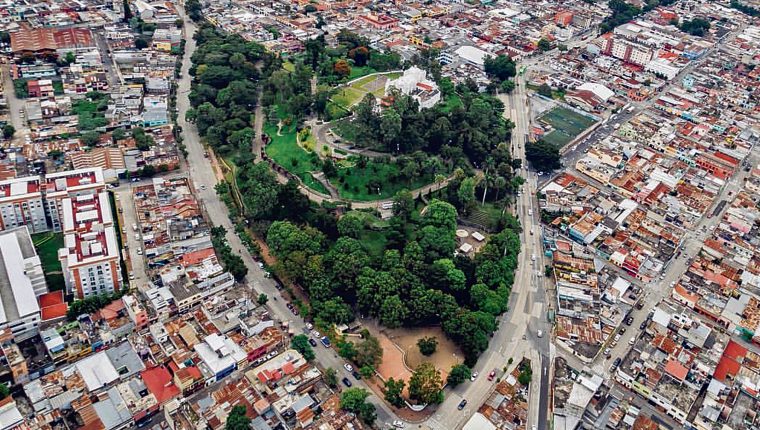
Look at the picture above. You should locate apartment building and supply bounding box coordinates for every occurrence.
[44,168,106,233]
[0,176,48,234]
[0,226,48,342]
[58,191,121,299]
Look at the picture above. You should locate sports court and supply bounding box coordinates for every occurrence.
[538,106,597,147]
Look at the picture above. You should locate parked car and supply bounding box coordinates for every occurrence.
[320,336,331,348]
[352,370,362,380]
[457,399,468,410]
[639,321,647,330]
[470,372,478,381]
[342,377,352,387]
[604,348,611,356]
[344,363,353,372]
[625,316,634,326]
[619,327,626,334]
[628,337,636,346]
[308,338,317,347]
[487,370,496,381]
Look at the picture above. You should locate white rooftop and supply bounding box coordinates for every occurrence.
[0,227,42,325]
[75,351,119,391]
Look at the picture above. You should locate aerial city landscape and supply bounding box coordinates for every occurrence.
[0,0,757,429]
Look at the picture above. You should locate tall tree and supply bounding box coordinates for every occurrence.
[408,363,444,405]
[123,0,133,21]
[225,406,250,430]
[384,378,406,407]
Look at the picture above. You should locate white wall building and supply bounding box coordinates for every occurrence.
[59,191,121,299]
[0,226,48,341]
[385,66,441,109]
[0,176,48,234]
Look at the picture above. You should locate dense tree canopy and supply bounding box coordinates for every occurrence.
[447,363,472,387]
[525,140,562,171]
[408,363,444,405]
[291,334,316,361]
[225,406,250,430]
[186,25,275,160]
[484,54,517,82]
[350,89,513,165]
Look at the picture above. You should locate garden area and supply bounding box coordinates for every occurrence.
[72,92,109,131]
[329,155,442,201]
[263,124,329,195]
[331,72,401,111]
[538,106,597,147]
[32,232,65,291]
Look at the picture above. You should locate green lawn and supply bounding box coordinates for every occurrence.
[282,61,296,72]
[438,94,463,113]
[333,158,434,201]
[332,87,366,109]
[538,106,597,147]
[348,66,377,80]
[32,232,65,291]
[331,118,360,143]
[264,124,329,195]
[352,74,380,87]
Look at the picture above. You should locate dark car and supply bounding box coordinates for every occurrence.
[342,377,352,387]
[458,399,468,410]
[625,316,634,326]
[352,370,362,380]
[613,357,622,367]
[640,321,647,330]
[308,338,317,347]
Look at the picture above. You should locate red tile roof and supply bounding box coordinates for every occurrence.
[664,360,688,381]
[39,291,68,321]
[141,366,181,404]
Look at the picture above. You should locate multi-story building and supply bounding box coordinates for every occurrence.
[58,190,121,299]
[44,168,106,232]
[0,226,48,342]
[0,176,47,233]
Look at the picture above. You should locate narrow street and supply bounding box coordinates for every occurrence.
[1,63,29,146]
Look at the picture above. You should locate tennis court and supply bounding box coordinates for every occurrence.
[539,106,597,147]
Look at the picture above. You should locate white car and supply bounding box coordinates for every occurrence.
[393,421,405,429]
[470,372,478,381]
[312,330,321,338]
[629,337,636,346]
[537,330,543,338]
[305,323,313,330]
[528,209,533,216]
[344,363,353,372]
[137,249,143,255]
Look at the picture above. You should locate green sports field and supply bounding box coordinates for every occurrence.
[539,106,597,147]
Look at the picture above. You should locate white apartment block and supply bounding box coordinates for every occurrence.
[0,226,48,342]
[59,190,121,299]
